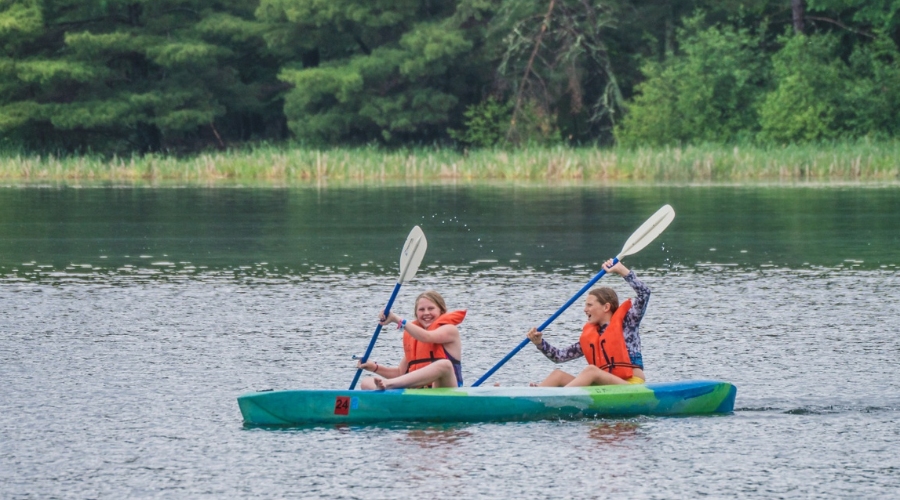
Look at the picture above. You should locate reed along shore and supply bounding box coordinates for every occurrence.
[2,142,899,184]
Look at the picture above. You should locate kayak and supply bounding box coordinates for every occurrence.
[237,380,736,426]
[239,380,736,426]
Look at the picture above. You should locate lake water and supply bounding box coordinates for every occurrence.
[1,185,899,498]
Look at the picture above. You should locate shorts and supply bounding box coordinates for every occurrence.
[625,376,645,384]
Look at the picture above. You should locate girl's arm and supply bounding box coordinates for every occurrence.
[380,312,460,344]
[527,327,584,363]
[623,271,651,325]
[358,355,409,379]
[605,259,650,325]
[538,340,584,363]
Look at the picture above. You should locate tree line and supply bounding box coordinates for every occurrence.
[1,0,897,154]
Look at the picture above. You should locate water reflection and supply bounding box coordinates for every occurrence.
[587,421,641,447]
[1,186,899,272]
[396,424,474,450]
[388,424,473,496]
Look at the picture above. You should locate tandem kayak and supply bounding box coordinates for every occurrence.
[237,380,736,426]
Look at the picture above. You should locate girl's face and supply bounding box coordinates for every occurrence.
[584,295,611,325]
[415,298,442,328]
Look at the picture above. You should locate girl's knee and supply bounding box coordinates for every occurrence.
[433,359,453,372]
[580,365,602,375]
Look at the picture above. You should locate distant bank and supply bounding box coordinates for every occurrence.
[2,142,899,184]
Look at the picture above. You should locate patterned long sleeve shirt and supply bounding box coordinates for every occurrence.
[537,271,650,368]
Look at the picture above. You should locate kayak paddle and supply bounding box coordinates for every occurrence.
[471,204,676,386]
[349,225,428,390]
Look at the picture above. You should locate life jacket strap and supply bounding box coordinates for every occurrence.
[405,353,460,374]
[407,357,461,367]
[595,362,642,372]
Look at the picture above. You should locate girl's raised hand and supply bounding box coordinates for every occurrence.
[602,258,629,276]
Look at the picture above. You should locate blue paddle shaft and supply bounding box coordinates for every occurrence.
[349,282,402,390]
[471,257,619,387]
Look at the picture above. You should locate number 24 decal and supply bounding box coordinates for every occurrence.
[334,396,350,415]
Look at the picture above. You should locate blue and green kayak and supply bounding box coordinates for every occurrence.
[237,380,736,426]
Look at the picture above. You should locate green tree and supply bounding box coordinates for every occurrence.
[488,0,620,145]
[0,0,283,153]
[257,0,493,144]
[448,97,512,148]
[483,1,778,146]
[844,36,900,136]
[616,14,768,146]
[757,34,847,142]
[0,0,46,144]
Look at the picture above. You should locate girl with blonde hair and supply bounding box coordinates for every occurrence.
[358,291,465,390]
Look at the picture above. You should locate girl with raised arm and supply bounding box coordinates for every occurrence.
[527,259,649,387]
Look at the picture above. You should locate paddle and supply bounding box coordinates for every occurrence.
[471,204,676,387]
[349,226,428,390]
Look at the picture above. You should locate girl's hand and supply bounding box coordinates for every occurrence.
[527,327,543,347]
[602,258,629,277]
[357,360,376,372]
[378,312,400,326]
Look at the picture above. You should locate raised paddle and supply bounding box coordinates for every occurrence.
[471,204,676,387]
[349,226,428,390]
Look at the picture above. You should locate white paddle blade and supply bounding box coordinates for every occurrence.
[398,225,427,283]
[617,204,675,258]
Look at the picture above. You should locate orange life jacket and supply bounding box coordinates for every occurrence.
[403,310,466,376]
[579,299,637,380]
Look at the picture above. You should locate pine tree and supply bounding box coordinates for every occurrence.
[257,0,492,144]
[0,0,283,153]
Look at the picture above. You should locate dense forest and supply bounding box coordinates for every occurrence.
[1,0,898,154]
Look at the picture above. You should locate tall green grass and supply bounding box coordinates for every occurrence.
[1,141,898,184]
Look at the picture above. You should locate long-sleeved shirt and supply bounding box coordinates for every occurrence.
[537,271,650,368]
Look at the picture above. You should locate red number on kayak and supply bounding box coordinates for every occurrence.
[334,396,350,415]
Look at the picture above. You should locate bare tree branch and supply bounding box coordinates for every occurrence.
[806,16,876,38]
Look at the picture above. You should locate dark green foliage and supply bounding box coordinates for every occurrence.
[807,0,900,38]
[258,0,487,145]
[616,14,768,146]
[2,0,900,153]
[487,0,623,145]
[0,0,284,153]
[843,37,900,136]
[759,32,900,142]
[448,97,512,148]
[758,34,846,142]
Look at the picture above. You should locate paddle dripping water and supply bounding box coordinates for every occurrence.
[1,186,899,498]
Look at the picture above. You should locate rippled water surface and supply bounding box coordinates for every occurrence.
[2,185,899,498]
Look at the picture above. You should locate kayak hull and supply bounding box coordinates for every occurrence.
[238,380,736,426]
